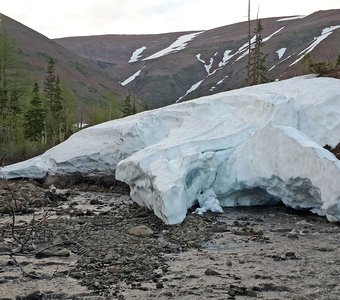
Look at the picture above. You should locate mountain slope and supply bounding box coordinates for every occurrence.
[1,14,128,117]
[55,9,340,108]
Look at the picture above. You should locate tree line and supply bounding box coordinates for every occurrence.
[0,33,78,165]
[0,26,146,165]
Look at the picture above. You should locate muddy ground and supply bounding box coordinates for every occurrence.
[0,179,339,300]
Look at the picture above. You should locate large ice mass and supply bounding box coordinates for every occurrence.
[1,76,339,224]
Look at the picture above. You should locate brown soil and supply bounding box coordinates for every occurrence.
[0,179,339,300]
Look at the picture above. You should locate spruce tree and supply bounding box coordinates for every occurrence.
[247,19,269,85]
[0,17,27,163]
[25,83,45,142]
[143,101,149,111]
[121,94,133,117]
[336,54,340,68]
[106,93,120,120]
[43,58,63,144]
[132,96,137,115]
[0,19,24,117]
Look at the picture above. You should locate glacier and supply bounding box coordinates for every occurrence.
[1,76,339,224]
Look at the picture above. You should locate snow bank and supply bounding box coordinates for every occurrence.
[1,76,340,224]
[217,126,340,221]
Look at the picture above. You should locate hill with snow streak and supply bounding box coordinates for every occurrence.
[1,76,339,224]
[55,9,340,108]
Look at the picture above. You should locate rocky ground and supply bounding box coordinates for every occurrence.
[0,179,339,300]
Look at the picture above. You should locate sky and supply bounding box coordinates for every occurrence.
[1,0,339,38]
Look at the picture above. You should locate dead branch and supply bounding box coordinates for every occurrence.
[9,253,40,279]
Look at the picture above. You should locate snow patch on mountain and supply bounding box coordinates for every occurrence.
[179,24,287,102]
[196,52,220,76]
[276,48,287,59]
[218,50,234,67]
[120,67,145,86]
[143,31,204,61]
[263,27,285,42]
[269,53,294,71]
[234,35,256,62]
[234,28,284,64]
[129,46,146,63]
[193,26,283,96]
[176,79,204,102]
[277,15,305,22]
[290,25,340,66]
[196,54,205,64]
[217,76,229,85]
[209,76,229,92]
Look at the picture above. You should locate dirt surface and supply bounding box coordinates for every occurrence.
[0,179,339,300]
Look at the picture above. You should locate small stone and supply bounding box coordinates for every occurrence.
[254,274,273,280]
[0,277,7,284]
[77,219,87,225]
[0,243,9,253]
[271,228,292,233]
[31,199,44,207]
[35,248,70,259]
[5,275,20,280]
[128,225,154,237]
[107,266,125,274]
[153,269,163,278]
[90,199,104,205]
[211,224,229,233]
[245,290,257,297]
[70,209,84,217]
[7,260,16,266]
[285,251,296,258]
[233,227,263,236]
[285,252,300,260]
[104,252,120,262]
[69,271,83,280]
[204,268,221,276]
[156,282,164,289]
[252,228,263,236]
[273,255,287,261]
[85,209,95,216]
[315,246,335,252]
[287,233,299,239]
[19,291,44,300]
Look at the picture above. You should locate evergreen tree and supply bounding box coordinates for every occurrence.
[0,18,25,117]
[60,84,76,138]
[25,83,45,142]
[336,54,340,68]
[143,101,149,111]
[0,16,27,163]
[132,96,137,115]
[247,19,269,85]
[106,93,121,120]
[43,58,63,144]
[121,94,133,117]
